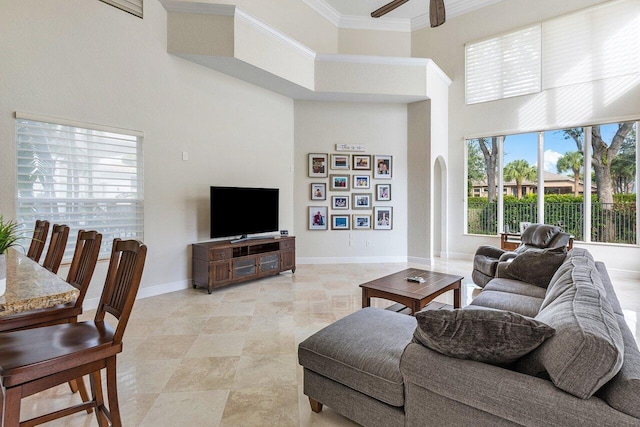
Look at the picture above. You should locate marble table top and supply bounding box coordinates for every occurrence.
[0,248,79,317]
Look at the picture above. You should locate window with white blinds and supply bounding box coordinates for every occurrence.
[16,114,144,260]
[465,0,640,105]
[542,0,640,90]
[99,0,143,18]
[465,25,542,105]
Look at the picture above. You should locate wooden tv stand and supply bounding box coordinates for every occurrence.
[191,236,295,293]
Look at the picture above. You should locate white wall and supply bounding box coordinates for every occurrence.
[0,0,295,301]
[294,101,408,262]
[412,0,640,274]
[338,28,411,57]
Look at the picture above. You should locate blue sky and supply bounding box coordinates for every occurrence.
[503,124,620,175]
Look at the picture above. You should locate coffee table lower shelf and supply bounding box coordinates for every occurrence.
[385,301,452,315]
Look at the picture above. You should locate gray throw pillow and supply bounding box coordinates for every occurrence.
[413,308,555,364]
[505,246,567,288]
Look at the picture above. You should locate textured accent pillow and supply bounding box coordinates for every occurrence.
[505,246,567,288]
[413,308,555,364]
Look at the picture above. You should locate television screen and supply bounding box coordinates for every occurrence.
[210,186,279,239]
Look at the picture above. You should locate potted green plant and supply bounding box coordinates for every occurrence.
[0,215,22,255]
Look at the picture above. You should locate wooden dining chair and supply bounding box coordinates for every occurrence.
[0,239,147,427]
[26,220,49,263]
[41,223,69,274]
[0,230,103,409]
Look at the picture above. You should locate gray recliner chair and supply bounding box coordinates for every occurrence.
[472,223,571,287]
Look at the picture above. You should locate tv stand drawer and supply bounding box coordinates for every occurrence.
[211,249,231,261]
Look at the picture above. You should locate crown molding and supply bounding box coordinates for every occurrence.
[235,8,316,59]
[301,0,341,26]
[410,13,429,31]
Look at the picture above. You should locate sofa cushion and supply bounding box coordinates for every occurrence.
[413,308,555,364]
[597,313,640,418]
[298,307,415,407]
[469,290,543,317]
[504,247,567,288]
[516,262,624,399]
[484,278,548,299]
[520,224,561,248]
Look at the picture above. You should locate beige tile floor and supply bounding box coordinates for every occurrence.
[18,259,640,426]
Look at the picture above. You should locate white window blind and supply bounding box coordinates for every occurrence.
[100,0,143,18]
[465,25,542,105]
[16,114,144,260]
[542,0,640,90]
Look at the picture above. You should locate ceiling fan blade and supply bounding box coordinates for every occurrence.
[371,0,410,18]
[430,0,446,27]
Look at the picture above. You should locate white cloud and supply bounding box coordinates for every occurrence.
[544,149,563,173]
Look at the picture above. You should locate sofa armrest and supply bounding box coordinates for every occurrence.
[400,343,638,427]
[498,251,518,262]
[475,245,506,259]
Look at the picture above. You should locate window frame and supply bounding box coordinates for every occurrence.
[465,120,639,246]
[15,112,144,260]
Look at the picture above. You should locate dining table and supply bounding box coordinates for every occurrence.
[0,248,79,327]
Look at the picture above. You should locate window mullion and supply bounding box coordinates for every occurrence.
[584,127,592,243]
[537,132,545,224]
[497,136,505,235]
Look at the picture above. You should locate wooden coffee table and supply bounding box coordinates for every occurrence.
[360,268,463,315]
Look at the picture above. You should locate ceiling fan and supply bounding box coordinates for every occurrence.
[371,0,446,27]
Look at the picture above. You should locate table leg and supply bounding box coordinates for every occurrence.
[412,300,421,315]
[362,289,371,308]
[453,283,461,308]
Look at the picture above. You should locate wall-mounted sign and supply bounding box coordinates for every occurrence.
[335,144,367,152]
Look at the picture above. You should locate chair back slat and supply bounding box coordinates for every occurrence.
[66,230,102,308]
[42,224,69,274]
[26,220,49,262]
[95,238,147,344]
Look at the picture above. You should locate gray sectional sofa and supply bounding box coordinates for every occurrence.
[298,248,640,426]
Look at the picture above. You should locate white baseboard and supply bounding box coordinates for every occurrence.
[445,251,474,261]
[296,256,407,264]
[83,279,191,311]
[407,256,432,265]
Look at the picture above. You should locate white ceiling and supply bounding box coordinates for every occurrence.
[303,0,504,31]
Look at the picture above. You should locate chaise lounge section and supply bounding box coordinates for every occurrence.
[298,248,640,426]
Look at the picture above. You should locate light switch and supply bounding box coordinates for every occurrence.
[182,151,189,161]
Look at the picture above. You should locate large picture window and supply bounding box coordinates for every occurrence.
[16,114,144,260]
[466,121,638,245]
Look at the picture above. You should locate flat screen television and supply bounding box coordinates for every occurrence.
[210,186,279,241]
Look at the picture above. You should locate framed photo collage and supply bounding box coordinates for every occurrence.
[307,153,393,231]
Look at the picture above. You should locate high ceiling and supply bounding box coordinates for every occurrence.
[306,0,504,30]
